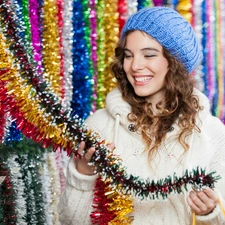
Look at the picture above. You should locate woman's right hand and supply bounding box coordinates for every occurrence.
[75,141,115,175]
[75,141,96,175]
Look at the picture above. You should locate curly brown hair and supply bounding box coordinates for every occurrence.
[110,31,202,159]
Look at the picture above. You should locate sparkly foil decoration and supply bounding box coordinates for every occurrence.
[207,0,216,106]
[56,0,65,100]
[0,160,17,224]
[71,0,94,118]
[5,121,22,143]
[54,150,66,192]
[96,0,107,108]
[152,0,162,6]
[7,155,27,225]
[176,0,192,23]
[29,0,43,75]
[192,0,204,92]
[137,0,153,10]
[15,154,46,224]
[118,0,128,35]
[46,152,61,224]
[89,0,98,112]
[42,0,63,98]
[127,0,138,16]
[96,0,119,109]
[61,0,73,109]
[0,10,221,201]
[0,80,7,142]
[214,0,224,119]
[91,177,134,225]
[40,152,54,224]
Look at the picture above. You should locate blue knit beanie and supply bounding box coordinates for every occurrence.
[121,7,202,73]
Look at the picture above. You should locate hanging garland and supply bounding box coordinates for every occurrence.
[0,0,224,224]
[0,0,221,200]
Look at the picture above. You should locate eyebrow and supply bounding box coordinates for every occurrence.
[124,47,160,52]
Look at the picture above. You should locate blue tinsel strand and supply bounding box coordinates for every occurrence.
[71,0,93,119]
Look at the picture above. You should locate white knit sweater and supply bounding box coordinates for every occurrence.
[58,88,225,225]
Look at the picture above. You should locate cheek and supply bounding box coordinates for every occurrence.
[123,62,130,74]
[151,59,168,73]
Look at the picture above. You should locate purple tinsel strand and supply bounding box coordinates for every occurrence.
[89,0,98,112]
[29,0,43,75]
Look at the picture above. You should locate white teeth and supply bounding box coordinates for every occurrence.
[135,77,151,82]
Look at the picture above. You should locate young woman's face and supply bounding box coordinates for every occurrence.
[123,30,169,103]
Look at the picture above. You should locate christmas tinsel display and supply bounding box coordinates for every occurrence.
[1,0,225,224]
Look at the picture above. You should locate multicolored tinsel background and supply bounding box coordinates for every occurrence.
[0,0,225,224]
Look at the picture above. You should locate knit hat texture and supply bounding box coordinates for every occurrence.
[121,7,202,73]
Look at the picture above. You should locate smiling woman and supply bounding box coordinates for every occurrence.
[58,6,225,225]
[123,31,169,104]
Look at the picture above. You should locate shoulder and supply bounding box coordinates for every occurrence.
[84,108,111,134]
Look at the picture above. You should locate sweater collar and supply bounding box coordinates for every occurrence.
[106,87,211,127]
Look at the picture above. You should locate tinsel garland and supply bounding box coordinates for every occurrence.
[56,0,65,100]
[207,0,216,105]
[97,0,118,108]
[61,0,73,109]
[29,0,43,75]
[118,0,128,35]
[192,0,204,91]
[0,50,221,198]
[7,155,27,225]
[0,80,7,142]
[40,152,54,224]
[0,0,221,200]
[89,0,98,112]
[0,160,17,224]
[96,0,106,109]
[127,0,138,16]
[15,154,46,224]
[71,0,93,118]
[214,0,224,119]
[91,177,133,225]
[46,152,61,224]
[42,0,62,98]
[1,0,225,223]
[137,0,153,10]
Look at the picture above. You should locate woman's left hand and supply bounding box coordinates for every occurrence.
[186,188,219,215]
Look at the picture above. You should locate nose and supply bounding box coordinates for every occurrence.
[131,56,144,71]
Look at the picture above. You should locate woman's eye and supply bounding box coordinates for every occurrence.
[145,55,155,58]
[124,54,132,59]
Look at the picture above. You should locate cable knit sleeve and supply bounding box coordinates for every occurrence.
[196,116,225,225]
[58,109,112,225]
[58,158,98,225]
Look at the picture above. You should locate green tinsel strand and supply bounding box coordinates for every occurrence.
[0,135,51,160]
[15,153,46,224]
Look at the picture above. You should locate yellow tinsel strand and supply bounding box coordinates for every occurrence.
[176,0,192,23]
[105,184,134,224]
[97,0,119,109]
[42,0,62,98]
[214,0,224,118]
[0,34,13,70]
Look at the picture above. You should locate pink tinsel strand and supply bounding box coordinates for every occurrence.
[56,0,65,100]
[0,80,7,142]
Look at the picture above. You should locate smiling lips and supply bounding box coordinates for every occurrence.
[134,76,153,85]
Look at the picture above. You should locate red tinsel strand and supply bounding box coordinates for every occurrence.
[118,0,128,36]
[0,161,17,223]
[56,0,65,100]
[90,177,116,225]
